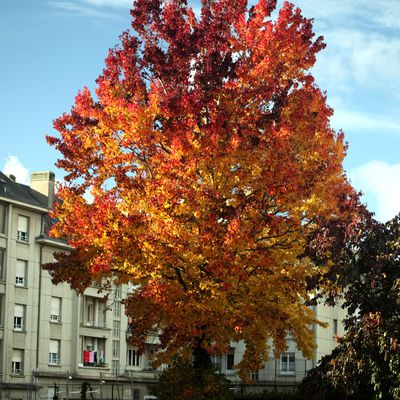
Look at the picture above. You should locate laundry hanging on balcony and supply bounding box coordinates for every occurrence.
[83,350,105,367]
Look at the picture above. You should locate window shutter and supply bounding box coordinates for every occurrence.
[51,298,60,315]
[12,349,22,362]
[17,216,28,232]
[16,260,26,278]
[14,305,24,317]
[49,340,59,353]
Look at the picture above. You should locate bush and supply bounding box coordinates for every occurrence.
[150,356,231,400]
[232,391,304,400]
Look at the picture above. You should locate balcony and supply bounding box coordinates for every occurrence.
[126,327,160,344]
[81,321,108,329]
[80,321,110,338]
[80,349,107,369]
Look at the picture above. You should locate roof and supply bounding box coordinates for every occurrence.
[0,171,48,210]
[0,172,69,248]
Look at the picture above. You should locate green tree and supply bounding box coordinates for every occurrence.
[300,214,400,399]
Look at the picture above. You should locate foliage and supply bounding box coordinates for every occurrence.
[45,0,362,379]
[233,391,303,400]
[299,214,400,399]
[151,354,231,400]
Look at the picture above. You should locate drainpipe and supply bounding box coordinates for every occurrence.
[36,243,43,370]
[2,203,12,376]
[36,213,45,370]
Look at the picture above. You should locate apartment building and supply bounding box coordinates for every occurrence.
[0,170,345,399]
[219,302,346,394]
[0,171,160,400]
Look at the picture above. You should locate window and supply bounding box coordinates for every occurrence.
[0,203,5,234]
[333,319,338,336]
[15,260,27,286]
[12,349,23,374]
[82,296,107,327]
[112,360,119,376]
[14,304,25,330]
[281,352,295,373]
[85,298,94,325]
[127,282,135,294]
[212,355,222,372]
[115,286,122,299]
[113,301,121,317]
[50,297,61,322]
[113,320,120,337]
[49,340,60,365]
[127,349,141,367]
[47,386,58,400]
[145,348,155,370]
[112,340,120,358]
[17,215,29,242]
[0,248,5,280]
[133,389,140,400]
[250,370,259,381]
[227,347,235,370]
[82,337,105,367]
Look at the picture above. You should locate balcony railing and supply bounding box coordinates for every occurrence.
[15,277,27,286]
[17,231,29,242]
[126,327,159,340]
[81,321,108,329]
[50,314,61,323]
[82,350,106,367]
[79,362,109,368]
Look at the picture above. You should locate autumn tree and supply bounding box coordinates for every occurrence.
[46,0,362,380]
[300,214,400,400]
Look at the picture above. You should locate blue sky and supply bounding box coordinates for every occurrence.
[1,0,399,221]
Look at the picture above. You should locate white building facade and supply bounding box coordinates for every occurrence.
[219,302,345,394]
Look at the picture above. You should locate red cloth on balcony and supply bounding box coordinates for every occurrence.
[83,350,90,364]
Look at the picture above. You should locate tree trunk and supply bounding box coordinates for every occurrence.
[192,337,212,384]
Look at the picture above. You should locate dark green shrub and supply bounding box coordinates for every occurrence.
[150,356,231,400]
[232,390,304,400]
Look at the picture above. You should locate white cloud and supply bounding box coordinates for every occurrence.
[314,30,400,94]
[82,0,133,7]
[50,1,118,18]
[349,34,400,89]
[376,2,400,29]
[50,0,198,18]
[349,161,400,222]
[279,1,400,108]
[2,156,29,185]
[331,110,400,133]
[286,0,400,31]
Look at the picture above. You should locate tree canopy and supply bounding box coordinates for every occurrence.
[46,0,362,379]
[300,214,400,399]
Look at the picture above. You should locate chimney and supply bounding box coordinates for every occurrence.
[30,171,55,209]
[7,174,16,182]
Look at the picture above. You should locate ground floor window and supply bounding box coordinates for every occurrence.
[281,352,295,373]
[127,348,141,367]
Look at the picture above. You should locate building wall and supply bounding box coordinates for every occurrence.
[212,302,346,394]
[0,185,157,400]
